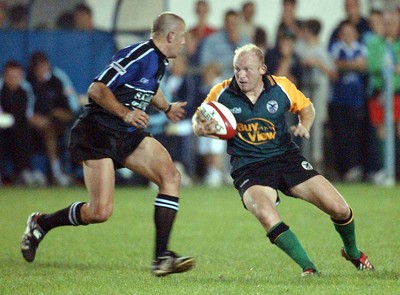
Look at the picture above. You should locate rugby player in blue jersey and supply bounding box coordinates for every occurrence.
[192,43,374,276]
[21,12,194,276]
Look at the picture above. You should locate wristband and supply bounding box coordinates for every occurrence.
[164,104,172,114]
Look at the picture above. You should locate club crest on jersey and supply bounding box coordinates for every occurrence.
[267,100,278,113]
[301,161,313,170]
[230,107,242,114]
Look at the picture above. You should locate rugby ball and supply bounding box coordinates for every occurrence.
[199,101,237,140]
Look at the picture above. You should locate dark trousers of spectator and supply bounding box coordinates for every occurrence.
[328,103,365,177]
[0,125,32,180]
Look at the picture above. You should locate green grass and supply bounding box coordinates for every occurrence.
[1,184,399,295]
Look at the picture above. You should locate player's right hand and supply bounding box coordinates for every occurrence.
[123,109,149,128]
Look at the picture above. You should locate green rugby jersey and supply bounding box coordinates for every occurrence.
[198,74,312,172]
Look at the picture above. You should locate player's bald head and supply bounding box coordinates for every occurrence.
[151,12,185,38]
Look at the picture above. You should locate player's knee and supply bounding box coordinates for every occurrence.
[160,163,181,186]
[88,206,113,223]
[331,204,352,223]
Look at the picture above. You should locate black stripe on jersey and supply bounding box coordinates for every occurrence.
[97,41,153,86]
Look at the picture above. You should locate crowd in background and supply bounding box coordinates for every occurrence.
[1,0,400,187]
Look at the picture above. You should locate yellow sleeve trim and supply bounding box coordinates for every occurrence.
[273,76,311,114]
[195,79,231,115]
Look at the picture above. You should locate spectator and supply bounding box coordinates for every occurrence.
[9,4,27,30]
[187,1,216,53]
[0,1,7,28]
[265,30,304,151]
[186,0,217,76]
[366,10,400,181]
[276,0,303,44]
[295,19,337,170]
[56,11,74,30]
[239,1,257,40]
[254,26,269,53]
[163,54,197,185]
[73,3,94,31]
[265,30,302,88]
[199,9,250,79]
[362,9,384,44]
[328,0,370,50]
[196,62,229,186]
[328,21,368,182]
[0,61,41,186]
[27,52,74,186]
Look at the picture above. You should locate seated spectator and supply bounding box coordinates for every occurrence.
[27,52,74,186]
[9,4,27,30]
[73,3,94,31]
[0,61,44,186]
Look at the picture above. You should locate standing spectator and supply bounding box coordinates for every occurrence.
[196,62,229,186]
[56,11,74,30]
[296,19,337,170]
[186,0,216,74]
[187,0,216,57]
[328,0,370,50]
[73,3,94,31]
[276,0,303,44]
[254,26,269,54]
[200,9,250,79]
[9,4,28,30]
[27,52,74,186]
[0,61,37,186]
[8,4,27,30]
[366,10,400,181]
[163,54,197,185]
[329,21,368,182]
[362,9,385,44]
[265,30,304,150]
[239,1,257,40]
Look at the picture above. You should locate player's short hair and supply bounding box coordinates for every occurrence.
[233,44,264,66]
[151,12,185,38]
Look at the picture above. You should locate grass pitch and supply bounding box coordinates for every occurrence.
[1,183,399,294]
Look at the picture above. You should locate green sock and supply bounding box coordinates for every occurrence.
[271,225,317,271]
[332,209,361,259]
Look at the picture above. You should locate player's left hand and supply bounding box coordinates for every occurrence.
[166,102,187,123]
[290,123,310,139]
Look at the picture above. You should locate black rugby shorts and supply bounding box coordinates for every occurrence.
[68,119,150,169]
[232,150,319,198]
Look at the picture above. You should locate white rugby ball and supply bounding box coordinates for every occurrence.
[199,101,237,140]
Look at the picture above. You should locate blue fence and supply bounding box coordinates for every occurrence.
[0,30,116,94]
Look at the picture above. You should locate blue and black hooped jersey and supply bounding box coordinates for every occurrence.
[79,39,168,132]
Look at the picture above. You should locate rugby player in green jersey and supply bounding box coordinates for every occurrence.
[192,43,374,276]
